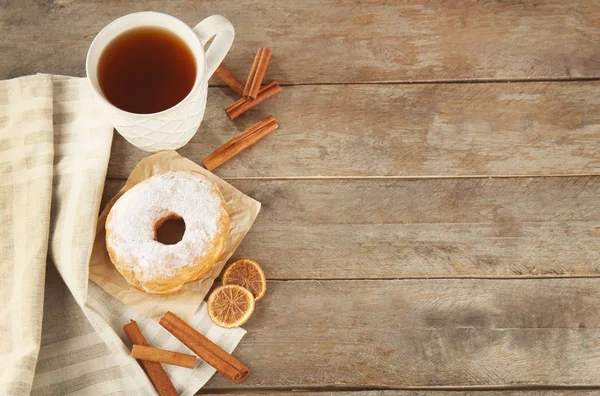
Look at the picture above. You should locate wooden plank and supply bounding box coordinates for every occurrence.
[2,1,600,82]
[106,82,600,179]
[102,176,600,279]
[201,279,600,388]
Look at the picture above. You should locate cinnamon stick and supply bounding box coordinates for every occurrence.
[159,311,249,383]
[124,320,178,396]
[132,345,197,369]
[225,80,281,120]
[202,115,278,171]
[243,48,272,101]
[214,64,245,96]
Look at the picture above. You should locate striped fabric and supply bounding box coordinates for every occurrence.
[0,75,246,395]
[0,73,54,396]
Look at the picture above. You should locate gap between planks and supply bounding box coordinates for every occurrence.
[105,174,600,182]
[253,276,600,282]
[200,384,600,394]
[214,76,600,88]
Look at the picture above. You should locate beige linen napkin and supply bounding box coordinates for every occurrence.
[0,74,54,396]
[0,74,247,395]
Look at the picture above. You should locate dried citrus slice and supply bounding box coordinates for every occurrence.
[222,259,267,301]
[207,285,255,328]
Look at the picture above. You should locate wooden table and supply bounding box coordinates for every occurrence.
[4,1,600,394]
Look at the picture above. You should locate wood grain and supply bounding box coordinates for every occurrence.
[2,1,600,82]
[202,279,600,388]
[106,82,600,179]
[102,176,600,279]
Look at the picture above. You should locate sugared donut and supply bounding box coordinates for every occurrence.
[105,171,230,294]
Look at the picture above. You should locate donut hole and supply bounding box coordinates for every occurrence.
[154,214,186,245]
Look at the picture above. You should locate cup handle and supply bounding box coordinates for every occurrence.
[193,15,235,78]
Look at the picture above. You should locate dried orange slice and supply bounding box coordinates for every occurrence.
[207,285,255,328]
[222,259,267,301]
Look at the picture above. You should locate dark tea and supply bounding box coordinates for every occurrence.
[98,26,197,114]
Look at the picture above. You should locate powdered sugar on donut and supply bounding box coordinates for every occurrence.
[106,171,227,282]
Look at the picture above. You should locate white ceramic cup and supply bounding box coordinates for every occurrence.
[86,12,234,152]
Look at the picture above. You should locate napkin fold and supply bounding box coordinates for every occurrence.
[0,74,246,396]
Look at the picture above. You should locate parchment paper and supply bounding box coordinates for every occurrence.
[89,150,261,321]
